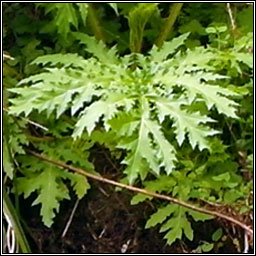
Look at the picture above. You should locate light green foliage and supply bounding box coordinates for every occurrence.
[72,32,119,64]
[16,140,92,227]
[64,172,91,199]
[131,140,250,245]
[9,33,238,185]
[150,33,190,62]
[119,112,176,183]
[146,204,212,245]
[17,165,70,227]
[131,175,176,204]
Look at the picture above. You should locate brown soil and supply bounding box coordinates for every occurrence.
[21,181,182,253]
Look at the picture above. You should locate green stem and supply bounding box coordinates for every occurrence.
[3,189,31,253]
[155,3,183,47]
[87,3,105,42]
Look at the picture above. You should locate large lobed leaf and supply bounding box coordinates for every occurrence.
[9,33,239,185]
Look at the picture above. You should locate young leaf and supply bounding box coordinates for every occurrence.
[159,206,193,244]
[146,204,177,228]
[150,33,190,62]
[63,172,91,199]
[73,32,119,64]
[17,166,70,227]
[212,228,223,242]
[128,3,158,52]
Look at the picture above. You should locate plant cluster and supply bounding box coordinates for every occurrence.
[3,2,253,253]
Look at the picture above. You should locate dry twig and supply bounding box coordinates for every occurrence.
[61,199,80,238]
[226,3,236,33]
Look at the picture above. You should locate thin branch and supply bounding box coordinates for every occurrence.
[26,149,253,236]
[243,231,249,253]
[3,107,48,131]
[101,148,119,171]
[3,53,14,60]
[226,3,236,34]
[61,199,80,238]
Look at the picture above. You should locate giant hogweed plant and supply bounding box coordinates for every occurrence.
[8,33,240,242]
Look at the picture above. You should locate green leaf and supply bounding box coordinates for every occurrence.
[182,216,193,241]
[146,205,212,245]
[17,166,70,227]
[73,32,119,64]
[130,193,152,205]
[159,206,193,244]
[187,209,213,221]
[73,94,133,138]
[131,175,176,205]
[201,242,214,252]
[217,26,227,33]
[212,172,230,182]
[235,52,253,69]
[3,141,14,179]
[206,27,216,34]
[164,224,183,245]
[156,97,218,150]
[3,117,29,154]
[71,86,101,116]
[30,53,86,68]
[212,228,223,242]
[121,117,158,184]
[76,3,88,26]
[146,204,177,228]
[65,173,91,199]
[107,3,119,15]
[176,75,238,118]
[120,114,176,184]
[224,189,243,203]
[38,3,78,39]
[150,33,190,62]
[10,74,79,117]
[145,119,176,174]
[73,101,109,137]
